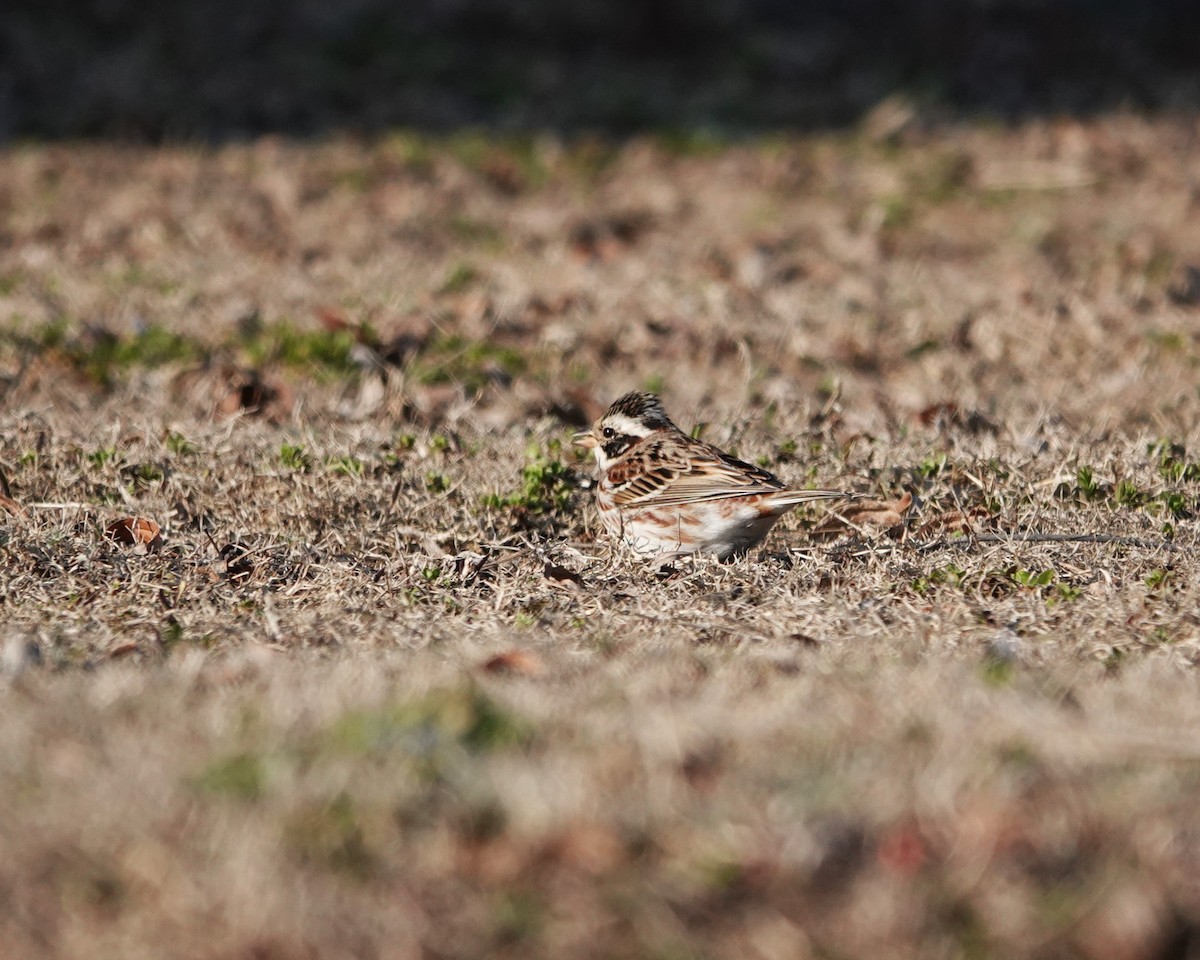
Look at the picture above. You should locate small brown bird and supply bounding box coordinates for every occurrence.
[574,392,852,559]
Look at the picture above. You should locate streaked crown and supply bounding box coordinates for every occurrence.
[590,392,676,463]
[603,392,675,430]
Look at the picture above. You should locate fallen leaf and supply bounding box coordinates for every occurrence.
[455,832,527,885]
[216,369,293,420]
[317,306,381,350]
[523,291,587,321]
[916,401,962,427]
[915,401,999,434]
[812,491,913,539]
[481,648,544,677]
[173,363,293,421]
[877,822,927,875]
[316,305,351,333]
[105,517,163,549]
[915,506,992,538]
[0,494,26,518]
[480,153,525,195]
[568,210,653,262]
[538,821,625,875]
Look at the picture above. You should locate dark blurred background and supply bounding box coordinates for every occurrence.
[2,0,1198,140]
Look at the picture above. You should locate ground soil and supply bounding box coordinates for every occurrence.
[3,115,1200,959]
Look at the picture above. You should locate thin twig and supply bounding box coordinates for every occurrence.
[829,531,1178,559]
[929,532,1176,551]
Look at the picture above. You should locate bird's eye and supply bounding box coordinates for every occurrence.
[601,426,615,439]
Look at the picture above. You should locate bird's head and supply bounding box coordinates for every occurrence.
[573,391,675,468]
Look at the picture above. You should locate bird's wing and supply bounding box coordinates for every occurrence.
[607,437,789,508]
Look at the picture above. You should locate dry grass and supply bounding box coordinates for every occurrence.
[4,115,1200,959]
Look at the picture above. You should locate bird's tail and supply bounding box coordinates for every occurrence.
[767,489,860,507]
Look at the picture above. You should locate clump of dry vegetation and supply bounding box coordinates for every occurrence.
[4,116,1200,959]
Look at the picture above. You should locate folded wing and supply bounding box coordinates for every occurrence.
[608,437,838,508]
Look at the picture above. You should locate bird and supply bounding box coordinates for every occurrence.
[574,391,854,560]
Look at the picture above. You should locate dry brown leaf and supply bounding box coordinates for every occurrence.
[915,506,991,538]
[480,153,525,195]
[847,490,914,524]
[538,821,625,875]
[568,210,653,262]
[317,306,381,351]
[216,370,293,420]
[915,401,962,427]
[0,494,26,518]
[316,305,351,333]
[105,517,163,549]
[915,401,999,434]
[108,639,141,658]
[455,832,527,885]
[876,821,928,875]
[813,491,912,539]
[481,648,544,677]
[523,291,587,321]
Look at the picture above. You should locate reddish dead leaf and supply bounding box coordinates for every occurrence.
[523,291,586,320]
[105,517,163,549]
[480,153,525,195]
[831,336,883,374]
[877,823,927,875]
[915,401,999,434]
[215,369,293,421]
[316,305,351,332]
[108,639,141,658]
[847,490,913,524]
[455,833,527,885]
[701,247,735,281]
[0,494,26,518]
[812,491,912,539]
[481,648,544,677]
[317,306,379,349]
[538,821,626,875]
[915,506,992,538]
[916,401,962,427]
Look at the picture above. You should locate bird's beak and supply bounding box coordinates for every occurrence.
[573,430,597,450]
